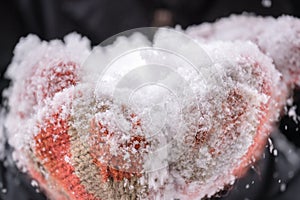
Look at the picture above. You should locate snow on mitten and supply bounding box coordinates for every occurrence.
[3,29,283,199]
[3,33,91,168]
[186,15,300,88]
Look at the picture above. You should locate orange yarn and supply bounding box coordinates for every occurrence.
[34,108,98,200]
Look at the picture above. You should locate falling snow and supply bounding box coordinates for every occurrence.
[280,183,287,192]
[31,180,39,188]
[261,0,272,7]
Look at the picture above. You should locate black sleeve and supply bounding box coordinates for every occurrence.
[218,131,300,200]
[0,158,46,200]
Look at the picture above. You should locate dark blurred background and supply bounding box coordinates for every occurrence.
[1,0,300,199]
